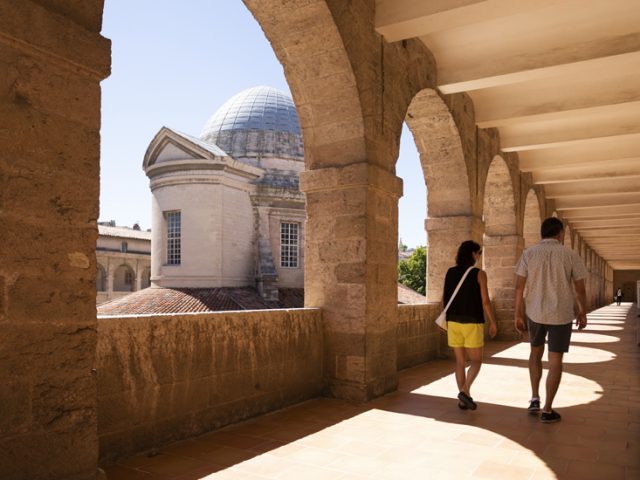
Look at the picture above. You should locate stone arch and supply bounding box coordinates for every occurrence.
[243,0,403,401]
[483,156,517,237]
[523,189,542,249]
[96,264,107,292]
[113,264,135,292]
[482,155,520,338]
[243,0,365,170]
[141,267,151,289]
[405,89,475,302]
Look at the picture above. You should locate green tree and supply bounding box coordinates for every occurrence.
[398,246,426,295]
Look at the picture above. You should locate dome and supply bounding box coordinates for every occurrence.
[200,86,304,162]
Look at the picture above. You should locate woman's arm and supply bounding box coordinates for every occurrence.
[477,269,497,338]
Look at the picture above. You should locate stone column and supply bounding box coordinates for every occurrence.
[300,163,402,402]
[106,260,115,302]
[484,233,524,340]
[424,215,484,303]
[0,2,110,479]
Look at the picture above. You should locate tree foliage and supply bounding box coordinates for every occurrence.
[398,246,426,295]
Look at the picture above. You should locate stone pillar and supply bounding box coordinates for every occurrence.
[424,215,484,303]
[106,260,115,301]
[300,163,402,402]
[0,2,110,479]
[484,233,524,340]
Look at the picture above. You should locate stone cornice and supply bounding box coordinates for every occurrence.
[0,0,111,80]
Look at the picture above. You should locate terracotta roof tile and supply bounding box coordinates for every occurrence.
[98,284,423,316]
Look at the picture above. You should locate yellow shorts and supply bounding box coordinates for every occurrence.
[447,322,484,348]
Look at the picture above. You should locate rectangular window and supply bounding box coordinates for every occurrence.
[166,210,181,265]
[280,222,299,268]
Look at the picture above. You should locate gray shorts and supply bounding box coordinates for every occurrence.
[527,317,573,353]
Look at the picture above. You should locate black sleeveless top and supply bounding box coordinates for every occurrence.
[443,266,484,324]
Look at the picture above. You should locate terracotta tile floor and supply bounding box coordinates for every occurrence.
[104,303,640,479]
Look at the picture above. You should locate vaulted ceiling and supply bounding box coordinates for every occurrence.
[376,0,640,270]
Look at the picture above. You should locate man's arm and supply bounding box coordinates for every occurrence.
[573,278,587,330]
[514,274,527,332]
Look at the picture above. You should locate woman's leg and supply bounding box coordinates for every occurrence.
[453,347,467,394]
[464,347,483,395]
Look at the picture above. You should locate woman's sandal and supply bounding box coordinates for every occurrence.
[457,391,477,410]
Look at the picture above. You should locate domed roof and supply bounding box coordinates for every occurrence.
[200,86,303,161]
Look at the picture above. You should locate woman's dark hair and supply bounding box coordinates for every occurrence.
[456,240,481,267]
[541,217,564,238]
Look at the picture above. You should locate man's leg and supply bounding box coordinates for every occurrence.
[529,345,544,399]
[543,351,564,412]
[464,347,483,396]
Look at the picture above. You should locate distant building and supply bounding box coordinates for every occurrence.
[98,86,424,315]
[96,221,151,305]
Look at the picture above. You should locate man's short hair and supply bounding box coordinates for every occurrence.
[541,217,564,238]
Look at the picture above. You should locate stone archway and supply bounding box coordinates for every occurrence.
[523,189,542,249]
[482,155,520,338]
[113,264,135,292]
[405,89,478,303]
[243,0,404,402]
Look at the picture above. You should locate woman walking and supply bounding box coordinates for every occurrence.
[442,240,497,410]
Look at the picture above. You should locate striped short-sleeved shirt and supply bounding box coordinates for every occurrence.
[515,239,588,325]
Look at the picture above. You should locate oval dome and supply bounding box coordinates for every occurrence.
[200,86,303,162]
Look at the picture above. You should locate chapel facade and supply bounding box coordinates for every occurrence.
[142,86,305,301]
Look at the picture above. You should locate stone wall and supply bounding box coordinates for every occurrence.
[96,308,323,464]
[0,1,110,478]
[397,304,442,369]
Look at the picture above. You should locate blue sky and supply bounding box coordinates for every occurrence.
[100,0,426,247]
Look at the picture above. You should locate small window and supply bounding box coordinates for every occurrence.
[166,211,181,265]
[280,222,299,268]
[124,270,134,285]
[121,241,128,253]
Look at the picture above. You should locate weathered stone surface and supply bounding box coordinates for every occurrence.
[96,309,323,463]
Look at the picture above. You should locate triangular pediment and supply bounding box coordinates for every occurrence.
[143,127,228,170]
[155,139,204,164]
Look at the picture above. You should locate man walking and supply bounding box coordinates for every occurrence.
[514,217,588,423]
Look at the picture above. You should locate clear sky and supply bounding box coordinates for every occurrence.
[100,0,427,247]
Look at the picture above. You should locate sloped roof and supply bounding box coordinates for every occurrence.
[169,129,228,158]
[97,287,304,316]
[98,225,151,241]
[397,283,427,305]
[98,284,425,316]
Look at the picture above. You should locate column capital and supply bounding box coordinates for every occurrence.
[425,215,484,235]
[300,162,403,198]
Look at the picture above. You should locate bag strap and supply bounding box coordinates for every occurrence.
[442,266,475,313]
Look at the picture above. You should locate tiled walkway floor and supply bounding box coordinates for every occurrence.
[104,303,639,480]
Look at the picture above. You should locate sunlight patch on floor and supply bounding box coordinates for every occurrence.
[410,364,602,409]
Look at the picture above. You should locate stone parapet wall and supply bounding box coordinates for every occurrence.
[397,304,442,369]
[96,308,323,464]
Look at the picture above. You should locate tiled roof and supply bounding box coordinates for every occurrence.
[397,283,427,304]
[98,284,425,316]
[98,225,152,241]
[97,287,304,316]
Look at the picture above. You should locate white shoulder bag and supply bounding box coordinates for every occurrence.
[435,266,475,331]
